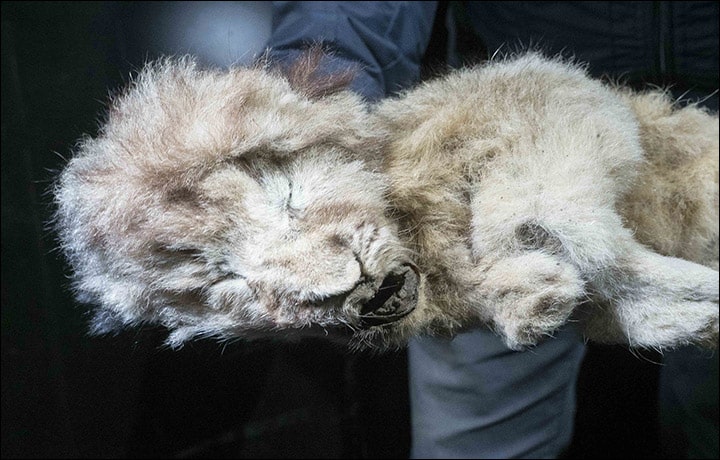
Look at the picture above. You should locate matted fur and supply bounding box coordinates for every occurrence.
[54,51,719,351]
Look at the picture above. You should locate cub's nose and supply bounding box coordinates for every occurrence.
[359,264,418,327]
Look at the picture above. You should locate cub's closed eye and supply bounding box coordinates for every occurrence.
[151,244,203,257]
[284,180,303,217]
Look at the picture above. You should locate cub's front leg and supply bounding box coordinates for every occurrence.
[468,131,718,351]
[377,54,717,350]
[469,144,719,351]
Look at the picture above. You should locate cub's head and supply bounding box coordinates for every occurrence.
[54,52,421,350]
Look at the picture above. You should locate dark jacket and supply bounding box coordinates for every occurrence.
[267,1,719,109]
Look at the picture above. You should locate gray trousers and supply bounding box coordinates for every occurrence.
[409,325,586,459]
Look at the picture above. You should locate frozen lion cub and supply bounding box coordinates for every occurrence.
[54,51,719,351]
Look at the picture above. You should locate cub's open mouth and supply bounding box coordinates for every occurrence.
[359,264,419,327]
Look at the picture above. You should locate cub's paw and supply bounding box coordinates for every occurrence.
[608,252,719,349]
[481,252,585,350]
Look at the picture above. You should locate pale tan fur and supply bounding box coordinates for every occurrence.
[372,53,718,350]
[54,52,718,351]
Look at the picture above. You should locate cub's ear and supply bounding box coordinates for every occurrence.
[278,45,357,100]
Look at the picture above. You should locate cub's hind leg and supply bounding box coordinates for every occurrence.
[617,90,719,270]
[580,251,718,349]
[581,90,720,349]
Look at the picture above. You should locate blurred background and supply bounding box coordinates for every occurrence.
[1,1,690,458]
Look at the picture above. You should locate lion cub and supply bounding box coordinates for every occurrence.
[54,51,718,351]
